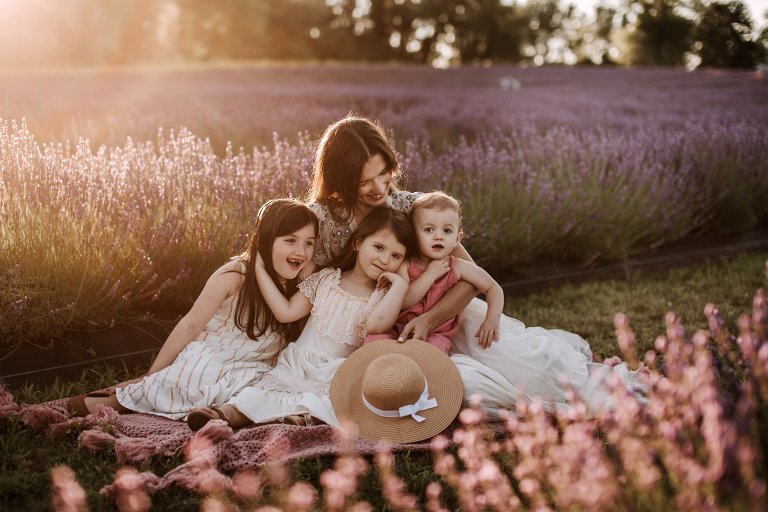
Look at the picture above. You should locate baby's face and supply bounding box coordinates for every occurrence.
[412,207,462,260]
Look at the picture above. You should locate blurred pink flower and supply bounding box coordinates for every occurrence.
[232,470,262,501]
[200,496,234,512]
[100,467,157,512]
[287,481,318,511]
[430,434,449,451]
[51,465,87,512]
[458,408,483,426]
[519,478,539,495]
[348,502,374,512]
[195,467,232,494]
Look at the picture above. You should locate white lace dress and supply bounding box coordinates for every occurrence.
[227,268,385,426]
[116,263,282,420]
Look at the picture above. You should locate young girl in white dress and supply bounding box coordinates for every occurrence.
[186,206,416,430]
[67,199,318,420]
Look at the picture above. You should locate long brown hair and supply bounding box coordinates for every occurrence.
[234,199,319,344]
[308,116,400,221]
[330,206,417,272]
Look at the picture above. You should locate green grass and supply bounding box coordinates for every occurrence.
[2,252,766,511]
[506,251,768,361]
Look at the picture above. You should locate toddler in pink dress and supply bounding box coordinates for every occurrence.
[366,191,504,354]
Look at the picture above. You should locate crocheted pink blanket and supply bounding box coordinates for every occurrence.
[8,393,447,494]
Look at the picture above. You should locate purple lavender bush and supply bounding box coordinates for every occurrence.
[1,66,767,346]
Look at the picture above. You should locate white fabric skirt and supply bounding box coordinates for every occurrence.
[450,298,643,419]
[116,337,273,420]
[226,342,342,427]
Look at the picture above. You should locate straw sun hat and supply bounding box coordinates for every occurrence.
[330,339,463,444]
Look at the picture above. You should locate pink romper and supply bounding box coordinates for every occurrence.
[366,257,460,354]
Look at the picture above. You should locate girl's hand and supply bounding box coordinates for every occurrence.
[475,317,500,349]
[102,374,146,394]
[255,251,265,270]
[425,258,450,279]
[377,271,408,291]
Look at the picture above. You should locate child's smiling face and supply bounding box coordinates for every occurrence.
[271,223,316,280]
[412,207,462,260]
[353,228,406,281]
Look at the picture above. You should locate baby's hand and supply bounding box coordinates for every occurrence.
[475,317,500,349]
[425,258,450,279]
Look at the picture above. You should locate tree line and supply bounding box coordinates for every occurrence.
[0,0,765,69]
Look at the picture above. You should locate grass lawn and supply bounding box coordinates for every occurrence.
[2,251,767,511]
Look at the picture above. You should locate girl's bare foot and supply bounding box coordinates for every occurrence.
[187,404,252,431]
[67,394,129,417]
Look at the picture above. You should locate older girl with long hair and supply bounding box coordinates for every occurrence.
[67,199,318,419]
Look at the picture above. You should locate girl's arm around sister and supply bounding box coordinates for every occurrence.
[255,253,312,323]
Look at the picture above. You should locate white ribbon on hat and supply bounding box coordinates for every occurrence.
[361,379,438,423]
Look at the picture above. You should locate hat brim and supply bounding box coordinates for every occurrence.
[331,339,463,444]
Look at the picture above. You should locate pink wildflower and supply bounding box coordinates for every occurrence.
[287,481,318,511]
[425,482,448,512]
[200,496,234,512]
[51,465,87,512]
[348,503,374,512]
[430,434,450,451]
[519,478,540,496]
[232,470,262,501]
[100,467,158,512]
[458,407,484,426]
[195,467,232,494]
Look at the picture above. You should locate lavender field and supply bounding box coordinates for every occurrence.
[1,65,767,348]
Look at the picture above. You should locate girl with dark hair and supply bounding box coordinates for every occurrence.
[67,199,319,419]
[186,206,416,430]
